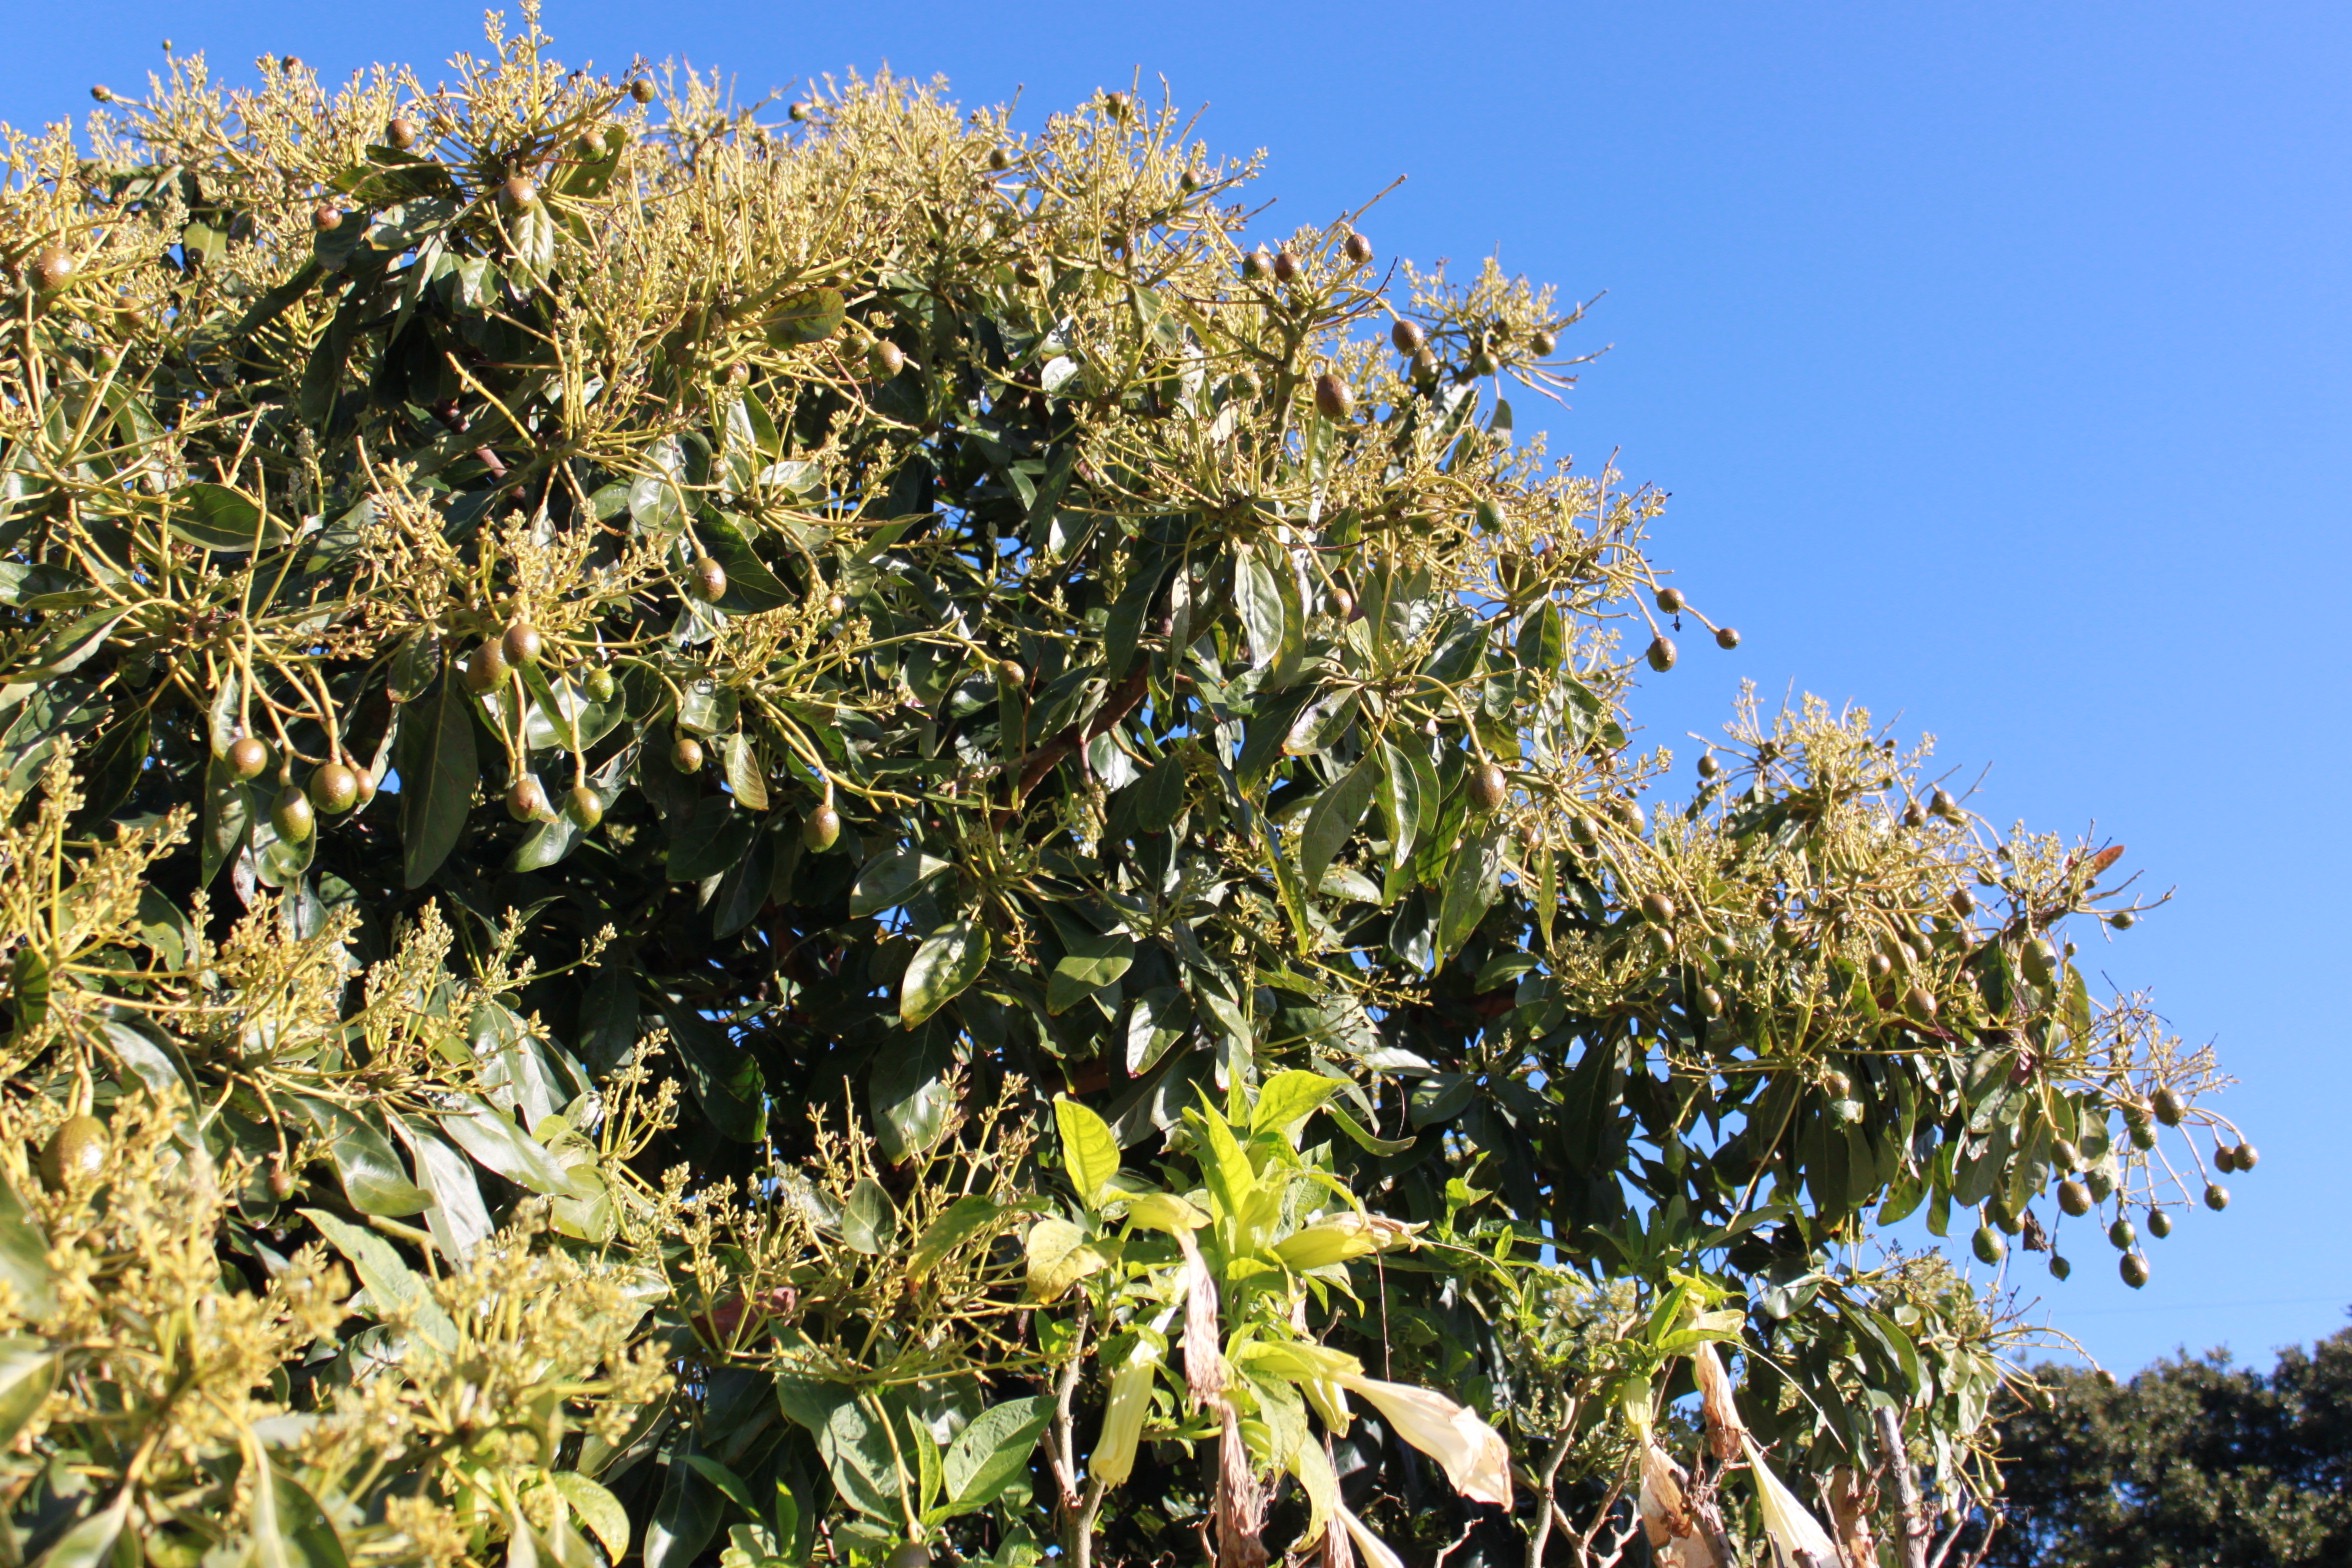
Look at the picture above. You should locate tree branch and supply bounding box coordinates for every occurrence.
[1874,1406,1931,1568]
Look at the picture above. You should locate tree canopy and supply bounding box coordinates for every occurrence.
[0,13,2250,1568]
[1988,1321,2352,1568]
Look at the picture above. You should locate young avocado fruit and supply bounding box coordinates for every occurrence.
[466,636,511,693]
[498,175,539,212]
[2107,1217,2137,1250]
[582,665,617,704]
[1390,318,1425,354]
[869,339,906,379]
[385,116,419,149]
[1342,230,1373,265]
[506,777,550,822]
[2048,1253,2072,1280]
[1655,586,1685,614]
[997,658,1027,687]
[884,1545,930,1568]
[565,785,604,829]
[1714,626,1742,650]
[502,622,544,667]
[271,786,315,843]
[1645,635,1677,673]
[687,555,728,603]
[312,203,343,232]
[227,734,271,780]
[1696,752,1721,779]
[1903,985,1938,1020]
[2057,1178,2092,1217]
[2149,1086,2184,1126]
[1971,1225,2007,1265]
[671,733,705,774]
[2232,1141,2258,1170]
[803,802,842,852]
[308,762,360,815]
[1313,372,1355,421]
[39,1115,108,1192]
[2203,1183,2230,1211]
[630,78,656,104]
[1639,892,1677,926]
[2147,1207,2173,1238]
[1530,328,1559,357]
[1271,248,1298,283]
[1467,762,1508,814]
[2120,1251,2151,1289]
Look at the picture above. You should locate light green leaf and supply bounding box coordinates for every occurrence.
[1054,1096,1120,1206]
[1251,1070,1343,1138]
[0,1337,53,1449]
[1122,1191,1210,1233]
[1377,740,1423,871]
[0,1183,55,1319]
[764,288,845,346]
[1197,1106,1258,1221]
[1234,544,1290,675]
[300,1208,458,1350]
[841,1178,894,1256]
[549,1473,630,1562]
[721,732,770,811]
[438,1103,575,1196]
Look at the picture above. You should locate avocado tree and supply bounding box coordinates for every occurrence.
[0,13,2247,1568]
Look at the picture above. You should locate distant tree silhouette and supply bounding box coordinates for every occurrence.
[1988,1317,2352,1567]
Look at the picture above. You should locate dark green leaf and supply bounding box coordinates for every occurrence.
[1298,754,1376,894]
[396,676,478,889]
[901,921,988,1027]
[942,1396,1054,1512]
[659,1003,768,1142]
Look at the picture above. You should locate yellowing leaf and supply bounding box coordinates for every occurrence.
[1023,1216,1109,1301]
[1054,1096,1121,1206]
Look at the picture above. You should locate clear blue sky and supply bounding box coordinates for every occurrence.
[12,3,2347,1374]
